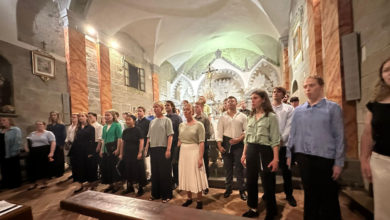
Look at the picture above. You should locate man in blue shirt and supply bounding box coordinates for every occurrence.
[287,76,345,220]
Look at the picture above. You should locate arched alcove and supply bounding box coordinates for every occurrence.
[292,80,298,94]
[0,56,15,114]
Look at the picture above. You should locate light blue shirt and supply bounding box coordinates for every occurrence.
[287,98,345,167]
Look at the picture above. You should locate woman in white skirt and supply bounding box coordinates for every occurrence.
[178,103,208,209]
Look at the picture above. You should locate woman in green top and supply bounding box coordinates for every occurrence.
[241,89,280,219]
[99,110,123,193]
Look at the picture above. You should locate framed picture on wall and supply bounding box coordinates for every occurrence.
[293,25,302,59]
[32,50,55,81]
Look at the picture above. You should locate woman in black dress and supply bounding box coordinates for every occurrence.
[47,111,66,178]
[69,112,96,193]
[120,115,146,196]
[360,57,390,219]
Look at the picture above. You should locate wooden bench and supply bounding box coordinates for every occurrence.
[60,190,246,220]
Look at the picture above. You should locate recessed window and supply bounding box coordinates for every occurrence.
[124,61,145,92]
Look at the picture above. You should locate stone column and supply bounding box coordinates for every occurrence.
[307,0,323,77]
[97,43,112,115]
[321,0,358,158]
[152,73,159,102]
[61,8,88,113]
[63,26,88,113]
[279,36,290,90]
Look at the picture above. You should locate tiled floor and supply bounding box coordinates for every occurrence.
[0,172,366,219]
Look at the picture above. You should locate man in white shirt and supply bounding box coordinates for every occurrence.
[272,87,297,207]
[217,96,247,200]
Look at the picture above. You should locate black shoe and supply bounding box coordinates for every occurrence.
[136,188,144,197]
[196,201,203,209]
[182,199,193,207]
[104,186,113,193]
[121,189,131,195]
[265,213,277,220]
[223,190,232,198]
[74,187,84,194]
[240,191,247,201]
[286,196,297,207]
[242,209,259,218]
[203,188,209,195]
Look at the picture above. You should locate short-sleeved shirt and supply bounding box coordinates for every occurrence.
[245,112,280,147]
[102,122,122,153]
[179,121,205,144]
[147,117,174,148]
[367,102,390,156]
[27,130,56,147]
[194,113,212,140]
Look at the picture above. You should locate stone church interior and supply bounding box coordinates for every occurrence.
[0,0,389,219]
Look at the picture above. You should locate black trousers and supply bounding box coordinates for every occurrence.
[246,144,277,215]
[29,145,51,182]
[0,156,22,189]
[51,145,65,177]
[171,140,179,185]
[295,153,341,220]
[150,147,172,200]
[203,141,209,178]
[222,143,245,191]
[279,146,293,198]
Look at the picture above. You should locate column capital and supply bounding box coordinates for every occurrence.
[279,35,289,48]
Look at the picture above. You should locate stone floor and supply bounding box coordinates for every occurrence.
[0,172,367,219]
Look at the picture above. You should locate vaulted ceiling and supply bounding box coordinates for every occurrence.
[0,0,291,69]
[84,0,291,67]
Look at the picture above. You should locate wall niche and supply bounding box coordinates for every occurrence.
[0,55,15,116]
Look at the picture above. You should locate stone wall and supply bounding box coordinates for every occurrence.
[288,0,310,102]
[353,0,390,152]
[0,40,68,137]
[109,48,154,115]
[85,39,101,114]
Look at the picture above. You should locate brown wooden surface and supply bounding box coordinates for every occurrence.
[61,190,246,220]
[0,204,33,220]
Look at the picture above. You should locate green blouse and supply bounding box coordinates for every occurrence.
[102,122,122,153]
[244,112,280,148]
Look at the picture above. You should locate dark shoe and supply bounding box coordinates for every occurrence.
[182,199,193,207]
[196,201,203,209]
[104,185,114,193]
[74,187,84,194]
[136,188,144,197]
[203,188,209,195]
[27,184,38,191]
[242,209,259,218]
[286,196,297,207]
[223,190,232,198]
[265,213,277,220]
[240,191,247,201]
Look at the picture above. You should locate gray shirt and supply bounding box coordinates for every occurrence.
[147,117,174,148]
[27,130,56,147]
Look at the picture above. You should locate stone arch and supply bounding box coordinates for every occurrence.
[247,59,280,96]
[0,56,15,114]
[169,74,195,103]
[197,69,245,102]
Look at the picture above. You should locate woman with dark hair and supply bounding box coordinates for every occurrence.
[0,117,22,189]
[165,100,182,189]
[47,111,66,177]
[69,112,96,193]
[241,89,280,219]
[26,120,56,190]
[99,110,122,192]
[361,57,390,220]
[120,114,147,196]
